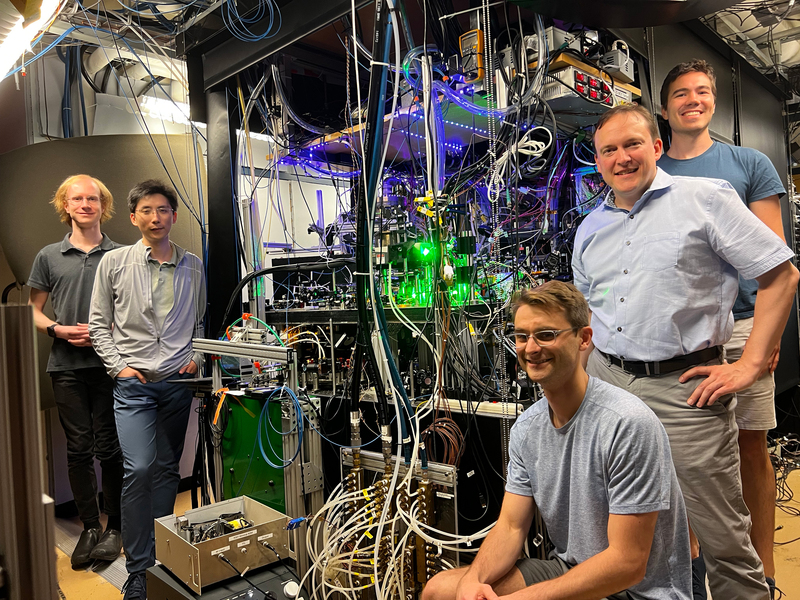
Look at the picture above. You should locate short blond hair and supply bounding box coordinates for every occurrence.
[593,103,660,152]
[51,175,114,226]
[511,281,590,329]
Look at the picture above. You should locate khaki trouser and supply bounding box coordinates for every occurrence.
[587,350,769,600]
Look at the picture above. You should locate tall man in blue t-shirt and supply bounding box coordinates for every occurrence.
[422,281,691,600]
[658,59,787,595]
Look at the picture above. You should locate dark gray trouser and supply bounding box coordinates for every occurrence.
[51,367,123,527]
[515,556,629,599]
[587,350,769,600]
[113,372,194,574]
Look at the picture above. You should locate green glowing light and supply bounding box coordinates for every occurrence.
[422,247,431,256]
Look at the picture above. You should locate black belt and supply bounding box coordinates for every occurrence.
[600,346,723,377]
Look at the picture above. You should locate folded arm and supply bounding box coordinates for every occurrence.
[456,493,535,600]
[681,260,799,406]
[507,512,658,600]
[88,259,128,378]
[189,263,207,374]
[29,288,92,347]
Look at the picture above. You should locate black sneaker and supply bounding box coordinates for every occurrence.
[691,554,707,600]
[122,571,147,600]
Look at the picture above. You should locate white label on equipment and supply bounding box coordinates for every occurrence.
[238,540,251,548]
[257,533,274,541]
[229,530,257,542]
[467,470,475,478]
[436,491,454,499]
[211,546,230,556]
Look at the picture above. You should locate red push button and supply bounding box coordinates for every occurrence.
[576,83,585,94]
[589,77,599,88]
[590,89,599,99]
[575,72,586,83]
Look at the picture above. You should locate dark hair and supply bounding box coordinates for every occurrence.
[660,59,717,109]
[511,281,590,329]
[127,179,178,213]
[593,103,660,151]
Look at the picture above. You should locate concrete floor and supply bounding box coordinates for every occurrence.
[774,467,800,596]
[57,473,800,599]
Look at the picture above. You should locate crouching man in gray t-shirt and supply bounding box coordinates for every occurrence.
[422,282,691,600]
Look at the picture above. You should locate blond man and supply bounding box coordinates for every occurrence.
[28,175,124,566]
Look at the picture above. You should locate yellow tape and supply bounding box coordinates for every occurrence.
[365,531,373,539]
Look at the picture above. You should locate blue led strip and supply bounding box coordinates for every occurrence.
[443,119,490,137]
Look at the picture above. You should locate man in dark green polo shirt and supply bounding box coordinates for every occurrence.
[28,174,124,567]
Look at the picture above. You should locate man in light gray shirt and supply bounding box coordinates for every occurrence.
[89,180,206,600]
[422,281,691,600]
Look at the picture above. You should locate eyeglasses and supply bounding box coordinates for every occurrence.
[136,207,173,217]
[507,327,580,347]
[68,196,100,205]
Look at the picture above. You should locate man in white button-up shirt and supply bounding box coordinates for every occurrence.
[572,103,798,600]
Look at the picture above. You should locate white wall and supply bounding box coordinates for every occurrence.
[237,136,354,301]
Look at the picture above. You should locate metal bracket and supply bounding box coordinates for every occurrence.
[340,449,457,487]
[192,338,293,364]
[301,462,323,493]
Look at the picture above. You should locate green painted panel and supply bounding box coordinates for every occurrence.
[221,395,286,513]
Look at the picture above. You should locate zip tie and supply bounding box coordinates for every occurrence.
[370,60,392,68]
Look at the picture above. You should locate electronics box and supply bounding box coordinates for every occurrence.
[154,496,292,595]
[600,49,635,84]
[499,27,584,72]
[538,66,634,128]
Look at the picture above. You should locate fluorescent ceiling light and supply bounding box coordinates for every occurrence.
[1,0,61,78]
[140,97,273,143]
[238,129,273,143]
[140,95,192,124]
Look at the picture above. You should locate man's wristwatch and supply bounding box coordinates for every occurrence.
[47,323,58,338]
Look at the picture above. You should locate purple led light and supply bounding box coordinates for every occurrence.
[405,129,462,151]
[444,119,489,136]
